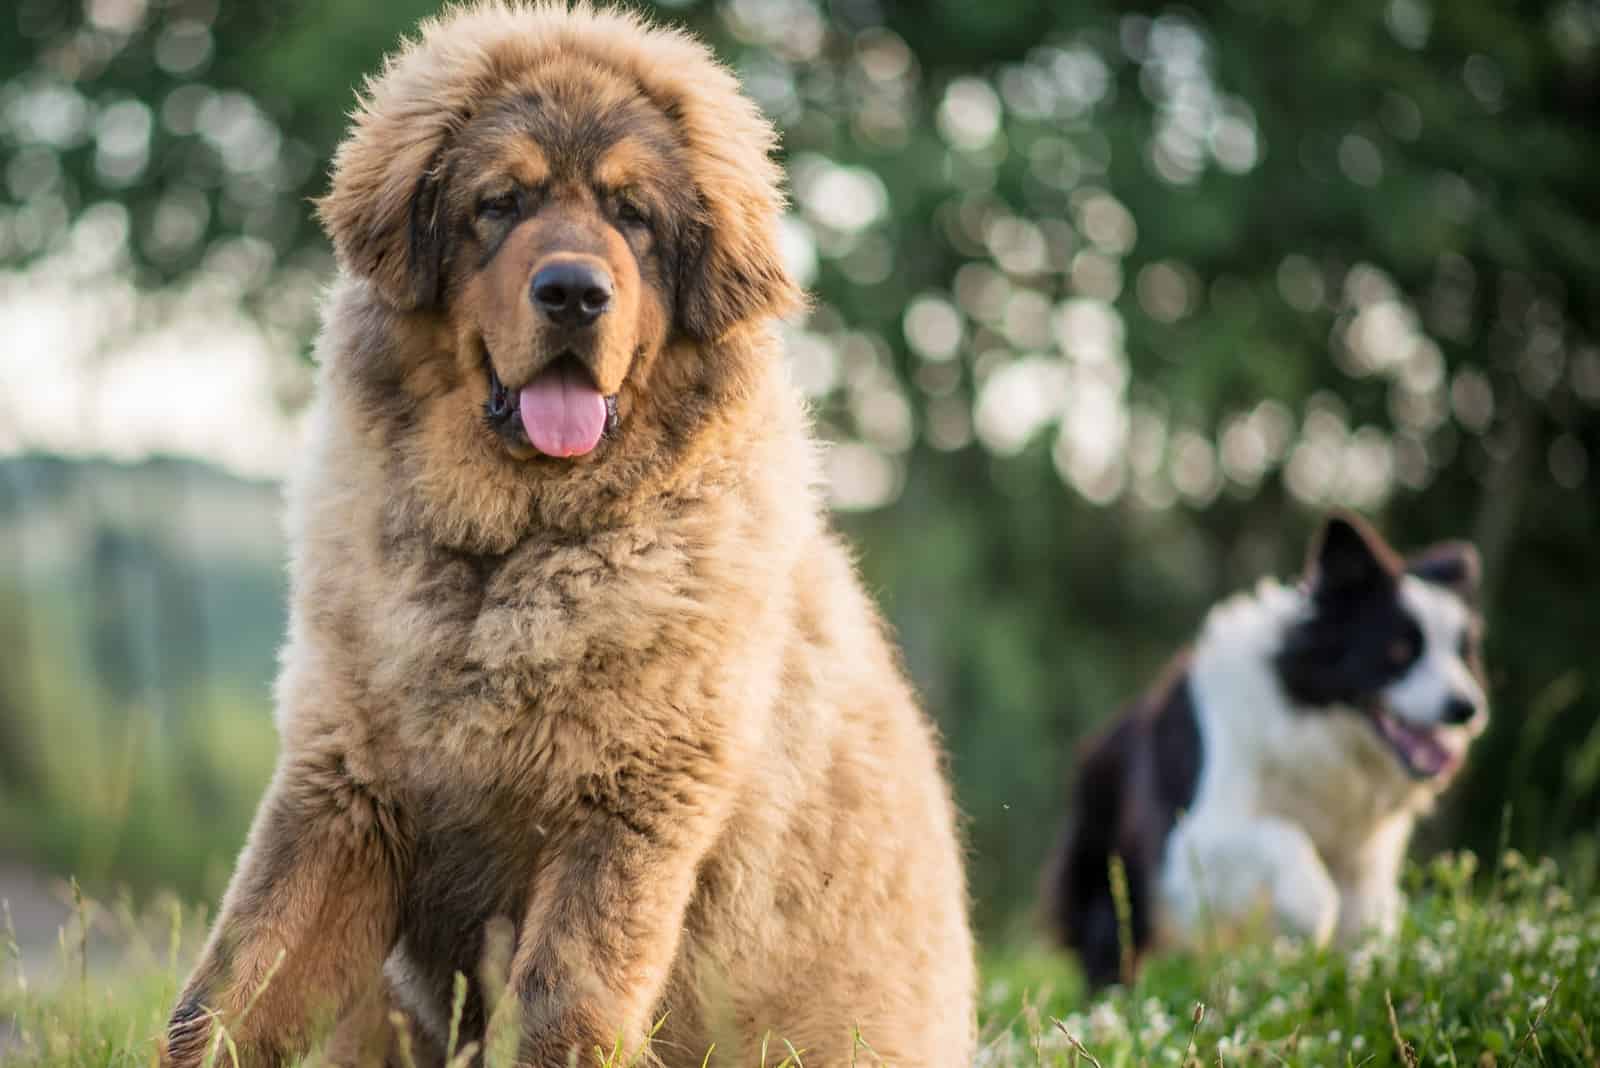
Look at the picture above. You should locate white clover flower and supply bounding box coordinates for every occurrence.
[1138,1015,1174,1047]
[972,1038,1010,1068]
[1413,936,1446,976]
[1348,944,1378,983]
[1057,1012,1087,1042]
[1088,1000,1128,1043]
[1036,1027,1069,1055]
[1517,919,1545,954]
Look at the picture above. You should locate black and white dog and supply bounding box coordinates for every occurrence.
[1045,514,1488,987]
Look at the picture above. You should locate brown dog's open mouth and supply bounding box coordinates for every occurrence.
[484,347,620,458]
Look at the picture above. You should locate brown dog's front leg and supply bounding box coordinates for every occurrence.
[510,793,723,1067]
[163,760,406,1068]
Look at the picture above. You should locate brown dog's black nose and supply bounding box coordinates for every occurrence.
[531,261,612,326]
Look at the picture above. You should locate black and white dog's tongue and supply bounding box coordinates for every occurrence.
[1375,709,1456,778]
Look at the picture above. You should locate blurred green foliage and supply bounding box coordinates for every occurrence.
[0,457,282,902]
[1,0,1597,932]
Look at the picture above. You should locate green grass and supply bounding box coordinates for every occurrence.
[3,852,1598,1067]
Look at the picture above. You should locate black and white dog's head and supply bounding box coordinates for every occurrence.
[1274,514,1489,782]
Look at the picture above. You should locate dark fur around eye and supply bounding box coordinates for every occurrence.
[1388,619,1423,668]
[1274,597,1425,709]
[477,192,519,219]
[615,196,649,228]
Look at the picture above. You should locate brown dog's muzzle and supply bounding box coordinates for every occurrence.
[470,200,651,459]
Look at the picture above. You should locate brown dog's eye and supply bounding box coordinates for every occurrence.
[476,192,519,220]
[615,196,649,229]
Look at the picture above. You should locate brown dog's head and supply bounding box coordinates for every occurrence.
[316,3,801,512]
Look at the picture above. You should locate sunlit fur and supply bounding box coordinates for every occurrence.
[162,5,974,1066]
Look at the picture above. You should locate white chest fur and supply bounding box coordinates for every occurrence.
[1158,581,1437,946]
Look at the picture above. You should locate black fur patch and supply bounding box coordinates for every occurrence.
[1275,515,1421,710]
[406,155,448,308]
[1045,655,1202,988]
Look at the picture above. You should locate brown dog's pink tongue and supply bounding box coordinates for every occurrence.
[518,362,606,457]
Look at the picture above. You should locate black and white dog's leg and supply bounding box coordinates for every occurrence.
[1160,810,1340,947]
[1334,817,1412,943]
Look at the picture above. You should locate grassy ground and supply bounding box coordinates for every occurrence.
[3,851,1598,1067]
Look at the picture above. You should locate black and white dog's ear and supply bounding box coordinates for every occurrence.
[1408,540,1482,601]
[1308,512,1401,598]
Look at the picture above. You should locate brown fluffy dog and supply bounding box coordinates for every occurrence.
[161,4,975,1066]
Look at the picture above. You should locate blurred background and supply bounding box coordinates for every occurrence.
[0,0,1596,946]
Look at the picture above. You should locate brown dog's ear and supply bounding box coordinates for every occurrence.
[315,61,455,311]
[649,30,803,341]
[677,193,802,342]
[317,132,448,312]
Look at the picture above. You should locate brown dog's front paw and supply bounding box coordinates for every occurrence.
[520,1036,592,1068]
[161,996,214,1068]
[520,1011,619,1068]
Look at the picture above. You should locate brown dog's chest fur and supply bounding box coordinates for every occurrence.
[286,387,805,1038]
[368,523,773,1006]
[354,498,777,779]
